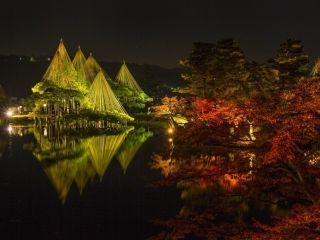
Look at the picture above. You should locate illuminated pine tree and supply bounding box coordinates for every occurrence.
[73,46,90,87]
[115,61,152,109]
[116,61,142,92]
[32,39,89,94]
[89,70,132,119]
[84,53,112,84]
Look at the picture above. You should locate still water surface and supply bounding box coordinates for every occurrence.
[0,125,179,239]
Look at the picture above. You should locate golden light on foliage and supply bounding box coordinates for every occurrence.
[248,123,256,141]
[150,154,177,178]
[219,174,239,191]
[308,152,320,166]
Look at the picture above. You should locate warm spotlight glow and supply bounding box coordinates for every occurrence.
[168,138,173,142]
[6,110,13,117]
[168,127,174,134]
[7,125,12,134]
[43,103,47,107]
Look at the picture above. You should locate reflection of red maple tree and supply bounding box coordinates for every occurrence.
[240,204,320,240]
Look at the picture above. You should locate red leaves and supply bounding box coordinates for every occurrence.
[264,130,299,164]
[192,98,213,113]
[192,98,246,127]
[150,78,320,239]
[185,78,320,165]
[240,204,320,240]
[152,96,186,116]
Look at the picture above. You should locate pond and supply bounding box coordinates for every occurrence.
[0,124,180,239]
[0,123,318,239]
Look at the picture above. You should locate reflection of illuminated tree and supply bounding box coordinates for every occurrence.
[117,127,153,173]
[151,154,177,178]
[88,132,128,178]
[43,155,88,203]
[31,128,90,203]
[74,160,97,195]
[32,129,88,163]
[28,126,156,203]
[240,204,320,239]
[150,147,320,239]
[29,126,139,203]
[151,153,250,239]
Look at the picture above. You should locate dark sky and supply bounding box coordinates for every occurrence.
[1,0,320,68]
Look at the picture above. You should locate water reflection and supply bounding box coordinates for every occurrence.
[150,142,320,239]
[88,132,129,178]
[117,127,154,173]
[24,125,153,203]
[6,124,32,136]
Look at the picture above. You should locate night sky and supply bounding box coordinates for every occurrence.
[1,0,320,68]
